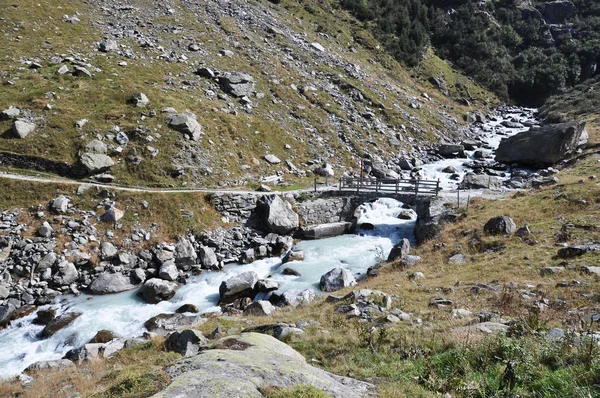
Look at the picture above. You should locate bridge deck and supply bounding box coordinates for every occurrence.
[338,177,441,197]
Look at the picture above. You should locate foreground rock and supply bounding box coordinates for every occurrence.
[12,120,35,138]
[219,271,258,304]
[80,153,114,174]
[150,333,375,398]
[484,216,516,235]
[166,113,202,141]
[495,121,587,166]
[319,268,356,292]
[387,238,410,262]
[164,329,209,356]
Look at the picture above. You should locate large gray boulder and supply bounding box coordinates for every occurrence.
[51,195,70,213]
[495,121,587,166]
[273,289,315,307]
[159,260,179,281]
[25,359,75,373]
[244,300,275,316]
[137,278,178,304]
[438,144,465,157]
[253,195,299,235]
[174,238,197,268]
[88,272,138,294]
[219,271,259,304]
[166,113,202,141]
[12,119,35,138]
[219,72,255,97]
[459,173,501,190]
[387,238,410,262]
[80,153,114,174]
[164,329,209,357]
[150,333,375,398]
[484,216,517,235]
[53,261,78,286]
[319,268,356,292]
[144,313,207,334]
[198,246,219,269]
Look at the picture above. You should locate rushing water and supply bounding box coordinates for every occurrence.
[420,107,538,190]
[0,198,415,378]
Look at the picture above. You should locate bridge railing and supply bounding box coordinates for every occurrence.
[339,177,441,196]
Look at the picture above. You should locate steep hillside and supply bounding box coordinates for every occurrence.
[0,0,493,189]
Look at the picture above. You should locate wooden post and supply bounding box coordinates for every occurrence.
[375,179,379,193]
[488,176,491,189]
[466,195,471,212]
[314,177,317,193]
[325,175,329,186]
[395,179,399,194]
[457,187,460,209]
[436,179,440,196]
[414,179,419,200]
[338,178,342,192]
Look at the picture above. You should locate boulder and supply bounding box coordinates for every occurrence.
[483,216,517,235]
[144,313,206,334]
[159,260,179,281]
[557,244,600,258]
[319,268,356,292]
[98,40,118,52]
[174,238,197,268]
[264,154,281,164]
[219,271,258,304]
[0,303,16,327]
[51,195,70,213]
[301,222,353,239]
[198,246,219,269]
[218,72,255,97]
[63,343,103,365]
[252,195,299,235]
[164,329,209,356]
[255,279,280,293]
[271,289,315,307]
[12,119,35,138]
[53,261,78,285]
[387,238,410,262]
[33,309,56,325]
[459,173,501,190]
[41,312,81,337]
[85,139,108,154]
[80,153,114,174]
[242,324,304,340]
[438,144,465,157]
[100,241,118,260]
[25,359,74,373]
[90,330,116,344]
[137,278,178,304]
[244,300,276,316]
[495,121,587,166]
[176,304,200,313]
[102,207,124,223]
[149,333,375,398]
[313,163,334,177]
[38,221,53,238]
[131,92,149,107]
[88,272,138,294]
[166,113,202,141]
[0,106,20,120]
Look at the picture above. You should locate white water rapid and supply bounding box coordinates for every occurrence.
[0,198,415,378]
[420,107,538,190]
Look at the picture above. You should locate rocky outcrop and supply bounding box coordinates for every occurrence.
[296,196,361,225]
[218,72,255,97]
[150,333,375,398]
[538,0,577,24]
[495,121,587,166]
[387,238,410,262]
[164,329,209,356]
[414,197,458,245]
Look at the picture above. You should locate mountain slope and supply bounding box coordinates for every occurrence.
[0,0,494,188]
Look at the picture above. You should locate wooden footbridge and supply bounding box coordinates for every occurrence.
[337,176,441,197]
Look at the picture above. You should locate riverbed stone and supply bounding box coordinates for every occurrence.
[319,268,356,292]
[53,260,78,286]
[484,216,517,235]
[137,278,179,304]
[459,173,502,190]
[219,271,259,304]
[244,300,276,316]
[41,312,82,337]
[165,329,209,356]
[159,260,179,281]
[88,272,138,294]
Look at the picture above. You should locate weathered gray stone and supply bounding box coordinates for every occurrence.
[80,153,114,174]
[51,195,70,213]
[88,272,138,294]
[144,313,206,334]
[264,154,281,164]
[274,289,315,307]
[98,40,118,52]
[484,216,516,235]
[166,113,202,141]
[12,119,35,138]
[0,106,20,120]
[102,207,124,223]
[165,329,209,357]
[42,312,81,337]
[38,221,53,238]
[244,300,275,316]
[319,268,356,292]
[448,254,467,265]
[387,238,410,262]
[174,238,197,268]
[25,359,75,373]
[159,260,179,281]
[150,333,375,398]
[137,278,178,304]
[218,72,255,97]
[459,173,501,190]
[496,121,587,166]
[101,241,118,260]
[131,92,149,107]
[198,246,218,269]
[53,261,78,285]
[252,195,299,235]
[300,222,353,239]
[219,271,258,304]
[85,139,108,154]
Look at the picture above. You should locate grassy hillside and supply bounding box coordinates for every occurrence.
[0,0,494,189]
